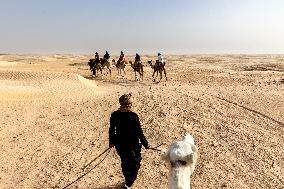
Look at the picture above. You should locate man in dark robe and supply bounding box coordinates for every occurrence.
[109,93,149,189]
[103,51,110,60]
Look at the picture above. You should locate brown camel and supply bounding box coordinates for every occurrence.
[112,59,126,77]
[88,59,102,77]
[129,61,144,80]
[99,58,111,76]
[88,59,95,70]
[147,60,167,82]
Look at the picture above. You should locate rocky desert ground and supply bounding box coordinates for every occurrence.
[0,54,283,189]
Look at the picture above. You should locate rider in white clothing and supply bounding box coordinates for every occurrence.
[158,52,164,64]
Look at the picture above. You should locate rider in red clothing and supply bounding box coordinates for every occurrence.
[118,51,126,65]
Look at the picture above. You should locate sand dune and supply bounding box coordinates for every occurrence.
[0,61,19,66]
[0,54,283,189]
[0,69,98,103]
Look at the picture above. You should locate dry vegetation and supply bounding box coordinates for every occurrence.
[0,54,283,189]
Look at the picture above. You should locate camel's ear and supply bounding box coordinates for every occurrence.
[160,149,169,161]
[191,144,198,154]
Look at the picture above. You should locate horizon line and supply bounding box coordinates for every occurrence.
[1,52,284,56]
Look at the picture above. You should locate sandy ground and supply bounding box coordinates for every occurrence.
[0,54,283,189]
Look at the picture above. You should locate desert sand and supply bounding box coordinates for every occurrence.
[0,54,283,189]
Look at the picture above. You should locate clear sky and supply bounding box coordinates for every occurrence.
[0,0,283,54]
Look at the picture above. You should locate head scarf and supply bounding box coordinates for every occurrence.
[118,93,132,112]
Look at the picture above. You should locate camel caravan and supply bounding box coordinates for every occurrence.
[88,57,111,77]
[87,51,167,82]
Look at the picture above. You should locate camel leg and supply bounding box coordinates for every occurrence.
[135,71,138,81]
[96,68,101,77]
[95,68,100,77]
[164,68,167,81]
[108,67,111,76]
[117,67,121,77]
[92,68,96,77]
[138,72,142,81]
[152,71,156,81]
[118,68,122,77]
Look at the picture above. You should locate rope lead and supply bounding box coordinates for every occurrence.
[62,147,112,189]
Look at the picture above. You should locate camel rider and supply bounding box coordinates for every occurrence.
[134,53,141,69]
[119,51,125,62]
[118,51,125,66]
[135,53,141,62]
[104,51,110,61]
[109,93,149,189]
[157,52,164,66]
[95,52,100,64]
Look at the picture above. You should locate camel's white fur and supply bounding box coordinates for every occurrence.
[161,134,198,189]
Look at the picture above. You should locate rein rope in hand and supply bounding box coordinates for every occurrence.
[62,147,112,189]
[62,143,165,188]
[147,143,165,152]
